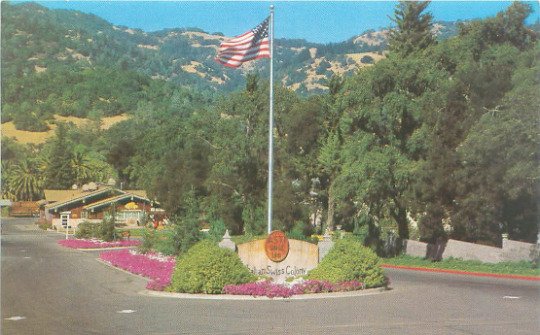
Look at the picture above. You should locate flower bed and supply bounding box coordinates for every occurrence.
[100,249,175,291]
[97,248,367,296]
[223,280,364,298]
[58,238,141,249]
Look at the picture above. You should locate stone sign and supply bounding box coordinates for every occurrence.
[237,232,318,283]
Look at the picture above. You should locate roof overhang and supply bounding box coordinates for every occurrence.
[44,187,115,212]
[83,193,151,212]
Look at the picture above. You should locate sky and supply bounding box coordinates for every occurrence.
[23,1,540,43]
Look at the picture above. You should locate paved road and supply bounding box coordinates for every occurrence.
[2,218,539,335]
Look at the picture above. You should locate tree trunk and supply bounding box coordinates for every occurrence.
[393,205,409,239]
[326,182,335,231]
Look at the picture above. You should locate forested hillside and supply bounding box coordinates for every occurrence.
[1,1,538,248]
[1,1,461,131]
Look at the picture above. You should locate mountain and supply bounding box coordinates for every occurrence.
[1,1,460,131]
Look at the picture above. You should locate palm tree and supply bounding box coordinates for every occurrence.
[9,159,43,201]
[70,149,92,186]
[1,161,17,200]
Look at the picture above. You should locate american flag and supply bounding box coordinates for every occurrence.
[215,17,270,68]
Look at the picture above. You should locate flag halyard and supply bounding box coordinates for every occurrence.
[215,17,270,68]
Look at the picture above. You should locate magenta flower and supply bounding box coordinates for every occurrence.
[100,249,175,291]
[58,239,141,249]
[223,279,364,298]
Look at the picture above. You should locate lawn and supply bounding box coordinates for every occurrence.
[116,227,147,237]
[383,255,540,277]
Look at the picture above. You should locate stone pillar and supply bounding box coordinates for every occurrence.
[318,230,334,262]
[502,233,509,249]
[218,230,236,251]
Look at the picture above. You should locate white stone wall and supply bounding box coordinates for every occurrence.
[502,239,536,262]
[444,239,502,263]
[403,239,428,258]
[403,238,537,263]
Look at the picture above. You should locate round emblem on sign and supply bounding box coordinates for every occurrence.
[265,230,289,262]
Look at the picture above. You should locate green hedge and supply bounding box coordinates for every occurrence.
[170,240,256,294]
[74,219,117,242]
[138,228,177,255]
[307,238,386,288]
[74,221,101,239]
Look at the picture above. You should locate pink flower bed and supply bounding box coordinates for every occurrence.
[97,249,365,296]
[58,239,141,249]
[100,249,175,291]
[223,280,364,298]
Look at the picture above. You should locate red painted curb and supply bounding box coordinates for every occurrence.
[381,264,540,281]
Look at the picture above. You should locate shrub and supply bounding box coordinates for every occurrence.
[171,214,201,255]
[99,217,116,242]
[75,221,101,239]
[36,219,52,230]
[307,238,386,288]
[231,234,268,245]
[13,106,50,132]
[315,59,331,75]
[531,247,540,269]
[286,221,318,244]
[286,229,308,241]
[74,220,119,242]
[170,240,256,294]
[207,218,226,242]
[139,228,157,254]
[139,228,178,255]
[154,230,176,256]
[360,55,375,64]
[170,190,202,254]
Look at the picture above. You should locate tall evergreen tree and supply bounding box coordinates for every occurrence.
[44,123,75,189]
[172,188,202,255]
[388,1,435,56]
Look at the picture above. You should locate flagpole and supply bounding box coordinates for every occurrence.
[267,5,274,234]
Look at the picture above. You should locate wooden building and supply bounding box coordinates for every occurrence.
[42,185,154,230]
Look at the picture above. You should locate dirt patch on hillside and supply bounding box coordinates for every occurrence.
[181,61,202,74]
[34,65,47,73]
[138,44,159,50]
[345,52,386,64]
[182,31,224,41]
[353,30,389,46]
[2,114,130,145]
[1,122,52,145]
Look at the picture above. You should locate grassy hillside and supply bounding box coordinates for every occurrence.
[1,1,459,133]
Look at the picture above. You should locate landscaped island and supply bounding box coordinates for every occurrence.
[98,236,388,298]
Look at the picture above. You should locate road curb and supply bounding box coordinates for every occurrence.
[381,264,540,281]
[142,286,389,301]
[95,258,152,282]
